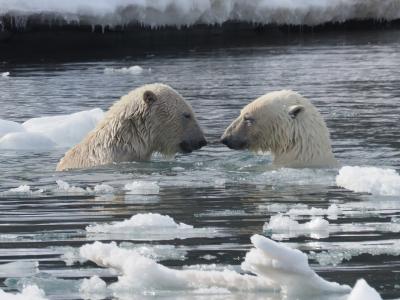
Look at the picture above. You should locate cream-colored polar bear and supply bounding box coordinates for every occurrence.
[56,83,207,171]
[220,90,337,168]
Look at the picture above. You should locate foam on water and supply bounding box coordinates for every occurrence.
[0,0,399,28]
[0,108,104,150]
[0,285,48,300]
[79,234,351,298]
[336,166,400,196]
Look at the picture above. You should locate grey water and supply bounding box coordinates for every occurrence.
[1,30,400,299]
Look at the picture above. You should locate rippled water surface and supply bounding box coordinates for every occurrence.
[1,31,400,299]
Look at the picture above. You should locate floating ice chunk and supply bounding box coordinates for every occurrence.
[1,72,10,77]
[309,239,400,266]
[242,234,351,297]
[0,261,39,277]
[124,181,159,194]
[80,234,351,298]
[119,243,187,261]
[79,276,109,300]
[336,166,400,196]
[86,213,218,241]
[79,241,271,296]
[57,246,88,266]
[264,215,329,239]
[3,185,43,195]
[104,66,149,75]
[86,213,192,233]
[0,285,48,300]
[56,180,87,193]
[0,132,56,150]
[0,119,24,138]
[22,108,104,147]
[348,279,382,300]
[287,204,342,220]
[93,184,114,194]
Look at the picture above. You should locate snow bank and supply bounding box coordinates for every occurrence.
[104,66,149,75]
[0,0,399,28]
[124,181,159,195]
[348,279,382,300]
[264,214,330,240]
[0,108,104,150]
[0,285,48,300]
[336,166,400,196]
[79,234,350,297]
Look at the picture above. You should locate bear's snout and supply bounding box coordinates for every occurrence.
[179,138,207,153]
[220,135,248,150]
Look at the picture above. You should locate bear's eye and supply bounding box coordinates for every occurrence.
[243,115,255,125]
[183,112,191,119]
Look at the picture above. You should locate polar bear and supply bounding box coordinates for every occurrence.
[220,90,338,168]
[56,83,207,171]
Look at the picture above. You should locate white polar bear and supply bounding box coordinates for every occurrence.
[57,83,207,171]
[221,90,338,168]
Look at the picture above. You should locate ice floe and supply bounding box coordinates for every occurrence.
[79,234,351,298]
[0,108,104,150]
[85,212,217,240]
[0,261,38,278]
[348,279,382,300]
[336,166,400,196]
[0,285,48,300]
[79,276,109,300]
[104,65,150,75]
[2,185,43,195]
[287,204,342,220]
[309,239,400,266]
[124,181,160,195]
[264,214,330,240]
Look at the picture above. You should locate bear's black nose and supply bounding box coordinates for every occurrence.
[220,137,229,146]
[199,138,207,148]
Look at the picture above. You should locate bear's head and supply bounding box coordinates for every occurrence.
[220,90,335,167]
[109,83,207,158]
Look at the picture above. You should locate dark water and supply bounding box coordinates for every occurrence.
[0,31,400,299]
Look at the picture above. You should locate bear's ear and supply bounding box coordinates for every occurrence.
[288,105,304,119]
[143,90,157,105]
